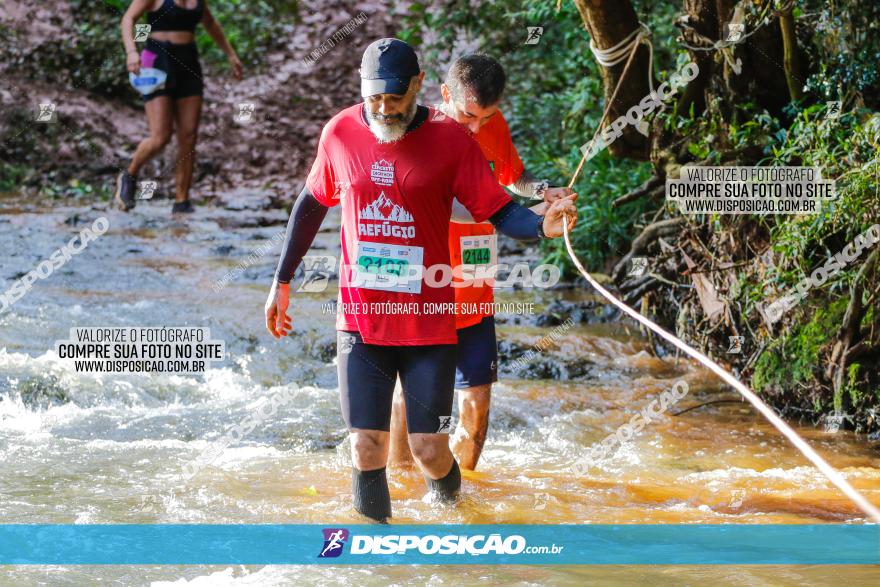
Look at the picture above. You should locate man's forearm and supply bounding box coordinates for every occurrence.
[488,201,543,242]
[506,169,548,200]
[274,186,329,283]
[454,169,549,225]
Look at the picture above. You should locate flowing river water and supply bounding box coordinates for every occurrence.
[0,196,878,585]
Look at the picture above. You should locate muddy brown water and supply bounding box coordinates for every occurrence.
[0,197,878,585]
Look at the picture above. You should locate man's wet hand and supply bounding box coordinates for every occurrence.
[265,281,292,338]
[543,186,575,204]
[541,195,578,238]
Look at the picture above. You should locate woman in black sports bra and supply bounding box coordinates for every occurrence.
[117,0,243,214]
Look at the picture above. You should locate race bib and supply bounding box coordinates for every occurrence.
[352,241,423,294]
[460,234,497,267]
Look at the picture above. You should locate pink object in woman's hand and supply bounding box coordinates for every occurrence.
[141,49,157,69]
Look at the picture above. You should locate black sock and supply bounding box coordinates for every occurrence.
[352,467,392,522]
[425,459,461,501]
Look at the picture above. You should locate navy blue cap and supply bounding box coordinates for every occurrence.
[360,38,421,97]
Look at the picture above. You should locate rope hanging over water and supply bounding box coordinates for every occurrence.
[564,25,880,523]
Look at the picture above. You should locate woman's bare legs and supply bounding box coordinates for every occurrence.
[172,95,202,203]
[128,96,173,176]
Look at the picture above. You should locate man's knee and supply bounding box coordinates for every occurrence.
[352,431,384,455]
[409,435,449,465]
[350,430,388,469]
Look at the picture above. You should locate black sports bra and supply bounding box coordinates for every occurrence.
[148,0,204,33]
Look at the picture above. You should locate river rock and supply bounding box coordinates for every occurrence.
[534,298,619,327]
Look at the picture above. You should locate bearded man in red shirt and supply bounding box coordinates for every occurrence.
[265,38,577,522]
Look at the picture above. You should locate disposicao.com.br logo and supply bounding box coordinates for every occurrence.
[318,528,349,558]
[318,528,563,557]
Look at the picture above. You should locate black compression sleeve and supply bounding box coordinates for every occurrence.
[488,201,543,242]
[274,186,329,284]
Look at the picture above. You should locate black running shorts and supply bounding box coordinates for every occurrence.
[337,331,456,434]
[455,315,498,389]
[142,38,204,102]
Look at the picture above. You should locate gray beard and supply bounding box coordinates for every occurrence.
[366,101,417,144]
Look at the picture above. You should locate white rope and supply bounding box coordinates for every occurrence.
[590,22,654,93]
[560,220,880,523]
[678,1,776,52]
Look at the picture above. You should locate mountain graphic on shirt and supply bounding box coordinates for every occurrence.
[360,192,414,223]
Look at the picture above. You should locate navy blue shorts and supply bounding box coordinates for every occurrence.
[337,331,456,434]
[455,316,498,389]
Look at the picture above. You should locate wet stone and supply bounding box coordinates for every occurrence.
[535,299,619,326]
[309,332,338,364]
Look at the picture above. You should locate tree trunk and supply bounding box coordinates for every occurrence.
[674,0,719,116]
[572,0,652,161]
[679,0,794,118]
[779,8,804,102]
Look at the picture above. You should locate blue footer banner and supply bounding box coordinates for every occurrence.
[1,525,877,565]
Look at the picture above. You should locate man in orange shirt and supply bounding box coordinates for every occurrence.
[389,54,575,470]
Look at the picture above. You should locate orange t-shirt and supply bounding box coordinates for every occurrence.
[449,111,525,329]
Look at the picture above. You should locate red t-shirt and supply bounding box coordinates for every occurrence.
[306,104,512,345]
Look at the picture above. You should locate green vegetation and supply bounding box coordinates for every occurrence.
[192,0,300,68]
[752,297,848,394]
[0,163,33,193]
[39,177,111,200]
